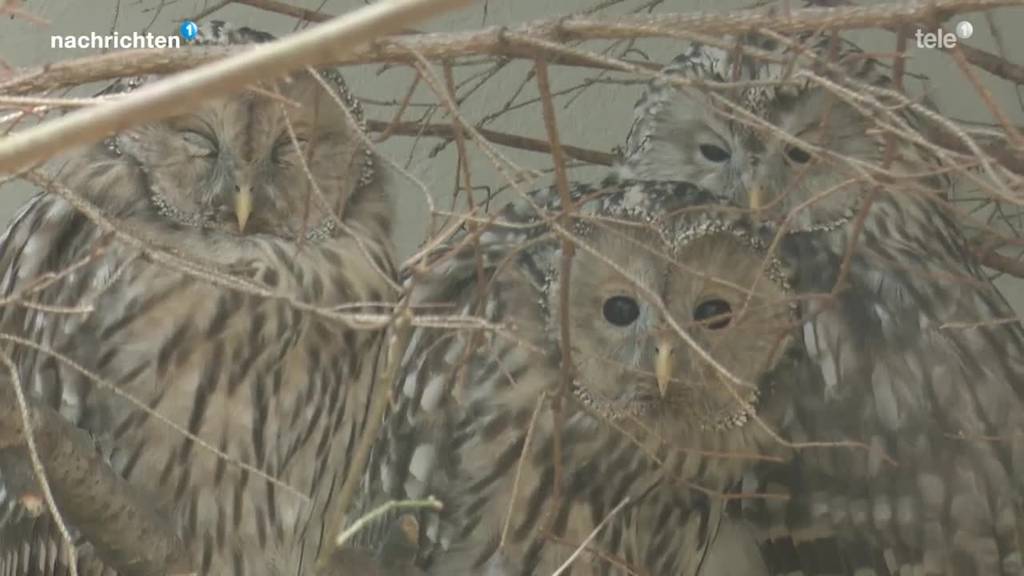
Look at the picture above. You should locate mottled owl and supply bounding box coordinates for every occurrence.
[622,34,1024,575]
[0,21,396,576]
[345,179,808,575]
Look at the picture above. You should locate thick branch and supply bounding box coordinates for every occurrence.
[1,0,1013,96]
[0,382,190,575]
[0,0,472,175]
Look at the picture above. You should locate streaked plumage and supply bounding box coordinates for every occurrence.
[0,22,395,576]
[623,34,1024,575]
[347,179,805,575]
[620,33,947,231]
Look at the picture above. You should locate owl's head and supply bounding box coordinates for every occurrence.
[546,181,799,435]
[621,35,928,231]
[99,22,375,240]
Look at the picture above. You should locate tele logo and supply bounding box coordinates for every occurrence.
[915,20,974,49]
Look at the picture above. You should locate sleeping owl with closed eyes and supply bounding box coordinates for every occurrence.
[0,21,396,576]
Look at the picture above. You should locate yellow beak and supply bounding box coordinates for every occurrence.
[235,186,253,232]
[748,183,764,213]
[656,337,674,398]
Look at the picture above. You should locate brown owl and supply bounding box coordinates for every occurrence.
[622,33,1024,575]
[345,179,805,575]
[0,21,395,576]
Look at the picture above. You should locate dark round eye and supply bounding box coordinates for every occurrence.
[603,296,640,327]
[786,145,812,164]
[693,299,732,330]
[699,144,731,163]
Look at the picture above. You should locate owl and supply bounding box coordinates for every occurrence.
[0,21,395,576]
[620,33,947,231]
[345,179,808,575]
[623,35,1024,574]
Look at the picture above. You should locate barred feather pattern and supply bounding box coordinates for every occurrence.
[619,33,948,232]
[620,34,1024,576]
[0,22,396,576]
[348,180,808,575]
[731,192,1024,576]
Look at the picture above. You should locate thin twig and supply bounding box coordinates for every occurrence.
[318,307,413,571]
[0,351,78,576]
[334,496,442,547]
[0,351,192,576]
[499,392,547,549]
[550,497,631,576]
[2,0,1013,96]
[233,0,333,23]
[535,58,575,520]
[365,119,616,165]
[0,0,473,174]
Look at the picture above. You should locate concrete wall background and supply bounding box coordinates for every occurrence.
[2,0,1022,302]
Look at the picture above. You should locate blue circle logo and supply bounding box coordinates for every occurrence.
[180,20,198,42]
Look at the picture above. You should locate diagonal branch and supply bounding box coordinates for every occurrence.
[0,367,191,576]
[366,119,616,165]
[2,0,1013,96]
[0,0,472,175]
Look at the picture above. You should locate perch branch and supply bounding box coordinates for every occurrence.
[366,119,616,165]
[0,368,191,576]
[2,0,1013,96]
[0,0,472,175]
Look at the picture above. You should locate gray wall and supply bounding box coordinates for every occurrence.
[2,0,1022,300]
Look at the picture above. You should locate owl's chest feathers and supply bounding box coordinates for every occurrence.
[10,230,374,533]
[448,390,754,561]
[430,411,759,576]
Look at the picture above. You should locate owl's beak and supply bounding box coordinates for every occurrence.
[748,183,764,213]
[656,338,674,398]
[234,186,253,232]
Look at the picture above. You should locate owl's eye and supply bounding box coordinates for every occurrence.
[693,299,732,329]
[786,145,812,164]
[699,144,731,163]
[181,130,216,157]
[603,296,640,327]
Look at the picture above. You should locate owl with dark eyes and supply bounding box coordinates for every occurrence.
[620,33,949,231]
[0,21,395,576]
[344,179,807,575]
[623,34,1024,575]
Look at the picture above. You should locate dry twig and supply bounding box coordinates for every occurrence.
[0,0,473,174]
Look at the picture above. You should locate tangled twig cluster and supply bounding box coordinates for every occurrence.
[0,0,1021,573]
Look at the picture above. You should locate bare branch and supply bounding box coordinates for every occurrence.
[0,0,473,175]
[317,308,413,572]
[0,357,191,576]
[366,119,616,165]
[2,0,1011,96]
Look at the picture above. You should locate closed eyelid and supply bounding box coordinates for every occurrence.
[173,116,216,135]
